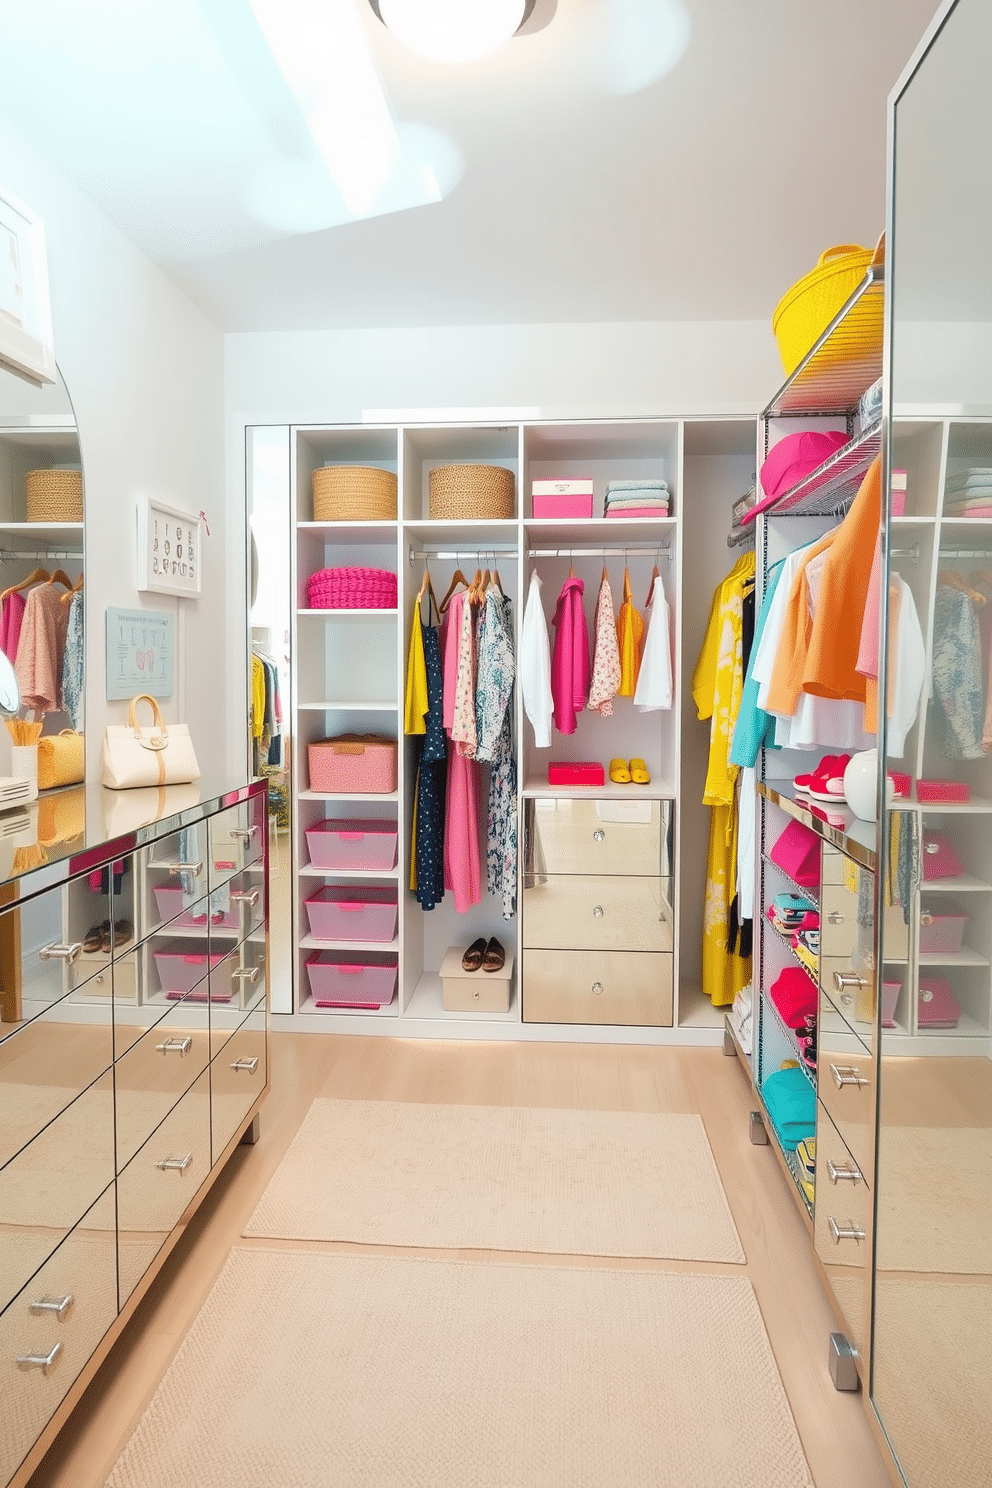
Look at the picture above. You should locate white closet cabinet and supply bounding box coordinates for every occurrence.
[270,414,756,1043]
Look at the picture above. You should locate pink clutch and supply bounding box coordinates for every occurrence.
[548,762,605,786]
[769,820,821,889]
[921,830,964,880]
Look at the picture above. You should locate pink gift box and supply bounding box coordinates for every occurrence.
[306,951,397,1008]
[548,761,605,786]
[532,492,594,519]
[305,819,398,871]
[304,886,398,943]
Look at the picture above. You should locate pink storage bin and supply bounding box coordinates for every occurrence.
[308,735,397,795]
[305,886,398,943]
[305,818,398,871]
[532,493,594,519]
[154,950,226,996]
[306,951,397,1008]
[153,886,239,931]
[881,981,901,1028]
[919,903,968,955]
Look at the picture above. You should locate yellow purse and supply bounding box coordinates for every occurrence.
[36,729,85,791]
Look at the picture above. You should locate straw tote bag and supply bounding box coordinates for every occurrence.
[102,693,201,790]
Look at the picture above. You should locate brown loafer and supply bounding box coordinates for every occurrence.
[482,937,505,973]
[83,921,108,954]
[461,937,487,973]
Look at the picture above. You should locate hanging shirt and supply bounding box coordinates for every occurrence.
[550,575,590,734]
[615,569,644,698]
[404,602,428,735]
[587,572,622,716]
[60,591,84,732]
[633,571,673,712]
[520,571,553,748]
[15,583,70,714]
[886,575,926,758]
[930,583,986,758]
[0,592,26,665]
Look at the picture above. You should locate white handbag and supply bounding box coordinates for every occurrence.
[102,694,201,791]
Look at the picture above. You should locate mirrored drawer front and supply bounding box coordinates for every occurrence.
[209,800,265,889]
[225,869,265,941]
[0,1186,117,1488]
[526,798,669,878]
[1,1002,113,1168]
[117,1068,210,1307]
[211,1006,266,1161]
[210,950,267,1060]
[821,972,875,1056]
[813,1105,871,1357]
[816,1026,875,1183]
[0,1073,115,1317]
[523,949,673,1026]
[114,1009,211,1172]
[68,953,114,1003]
[524,876,672,953]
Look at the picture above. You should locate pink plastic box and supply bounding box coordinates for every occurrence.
[154,886,239,931]
[306,951,397,1008]
[548,761,605,786]
[308,735,397,795]
[154,950,226,997]
[532,493,594,519]
[881,981,901,1028]
[305,818,398,871]
[919,904,968,955]
[304,886,398,943]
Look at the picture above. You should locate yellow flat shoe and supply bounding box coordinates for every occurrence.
[609,758,631,784]
[629,758,651,784]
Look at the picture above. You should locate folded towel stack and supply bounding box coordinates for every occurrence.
[944,468,992,517]
[761,1066,816,1152]
[604,479,671,519]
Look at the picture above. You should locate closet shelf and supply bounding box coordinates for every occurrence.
[765,422,880,518]
[296,607,398,618]
[299,864,399,880]
[761,853,819,903]
[298,521,397,544]
[0,520,84,550]
[297,701,398,712]
[298,790,399,803]
[299,933,399,952]
[297,993,398,1019]
[918,946,990,968]
[764,264,884,417]
[769,921,819,989]
[759,781,876,872]
[524,517,676,547]
[522,777,676,801]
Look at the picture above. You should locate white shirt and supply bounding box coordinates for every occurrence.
[520,571,553,748]
[633,572,674,712]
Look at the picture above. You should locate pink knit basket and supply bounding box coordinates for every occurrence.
[307,567,397,610]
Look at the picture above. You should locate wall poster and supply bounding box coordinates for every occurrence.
[106,607,174,700]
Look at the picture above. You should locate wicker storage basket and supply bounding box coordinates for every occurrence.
[772,243,882,376]
[25,469,83,523]
[428,464,515,520]
[312,466,397,522]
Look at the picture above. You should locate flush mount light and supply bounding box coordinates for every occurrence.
[369,0,537,63]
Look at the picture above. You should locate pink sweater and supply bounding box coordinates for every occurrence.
[551,576,590,734]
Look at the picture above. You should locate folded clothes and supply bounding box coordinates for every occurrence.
[604,500,671,513]
[762,1067,816,1151]
[605,479,669,494]
[945,467,992,492]
[769,965,817,1027]
[944,489,992,505]
[608,506,671,519]
[943,505,992,518]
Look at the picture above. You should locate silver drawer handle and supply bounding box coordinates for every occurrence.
[156,1152,193,1174]
[156,1036,192,1057]
[827,911,845,924]
[17,1342,63,1375]
[591,981,604,995]
[169,861,202,877]
[830,1063,870,1090]
[230,1056,259,1073]
[593,829,605,843]
[231,826,258,842]
[833,972,868,992]
[29,1295,74,1321]
[828,1218,866,1245]
[232,966,261,983]
[39,941,82,964]
[826,1159,863,1185]
[230,889,260,907]
[592,905,604,919]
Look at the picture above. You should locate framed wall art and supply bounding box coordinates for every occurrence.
[105,607,175,700]
[0,188,57,386]
[136,495,202,598]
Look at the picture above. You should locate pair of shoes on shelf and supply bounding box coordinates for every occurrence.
[793,754,851,803]
[83,920,110,954]
[114,919,133,949]
[461,937,505,974]
[609,758,651,785]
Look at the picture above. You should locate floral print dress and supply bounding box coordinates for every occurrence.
[476,588,517,920]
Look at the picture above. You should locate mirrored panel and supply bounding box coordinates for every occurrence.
[875,1,992,1483]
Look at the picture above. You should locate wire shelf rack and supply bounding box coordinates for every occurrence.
[764,266,885,418]
[767,421,881,519]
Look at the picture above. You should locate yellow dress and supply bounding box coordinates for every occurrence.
[616,568,645,697]
[404,606,428,736]
[251,654,265,740]
[691,552,755,1006]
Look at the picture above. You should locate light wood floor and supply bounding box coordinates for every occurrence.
[26,1032,894,1488]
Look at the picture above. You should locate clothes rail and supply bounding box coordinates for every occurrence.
[0,548,82,562]
[936,548,992,560]
[526,545,671,559]
[408,543,518,565]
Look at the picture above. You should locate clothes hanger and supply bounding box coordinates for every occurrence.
[644,562,660,608]
[48,569,73,591]
[416,562,439,622]
[0,566,52,604]
[939,568,986,605]
[61,572,84,605]
[490,551,503,594]
[568,552,575,578]
[438,566,469,614]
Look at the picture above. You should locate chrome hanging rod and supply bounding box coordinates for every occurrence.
[408,543,518,565]
[890,546,921,562]
[936,548,992,560]
[526,545,671,559]
[0,547,82,562]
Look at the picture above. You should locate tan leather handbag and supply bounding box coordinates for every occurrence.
[36,729,85,791]
[102,694,200,790]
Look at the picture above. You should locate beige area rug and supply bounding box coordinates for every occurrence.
[875,1125,992,1274]
[243,1098,745,1262]
[103,1248,811,1488]
[872,1275,992,1488]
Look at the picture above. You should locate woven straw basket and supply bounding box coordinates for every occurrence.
[428,464,515,521]
[25,469,83,523]
[312,466,397,522]
[772,242,881,376]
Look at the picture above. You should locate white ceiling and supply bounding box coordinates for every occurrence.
[0,0,939,333]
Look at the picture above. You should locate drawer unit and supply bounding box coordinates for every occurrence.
[113,1006,211,1171]
[524,874,673,954]
[225,869,265,941]
[0,1072,115,1317]
[523,949,673,1026]
[116,1068,211,1306]
[525,797,668,877]
[817,1006,875,1183]
[210,1004,266,1161]
[0,1005,112,1169]
[0,1187,117,1488]
[68,953,114,1003]
[210,947,267,1059]
[209,799,265,887]
[813,1105,871,1357]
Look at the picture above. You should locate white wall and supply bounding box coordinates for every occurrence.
[0,120,231,789]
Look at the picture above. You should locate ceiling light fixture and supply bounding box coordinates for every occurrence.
[369,0,536,63]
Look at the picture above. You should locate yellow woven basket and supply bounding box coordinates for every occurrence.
[428,464,515,521]
[772,243,882,376]
[25,469,83,523]
[312,466,397,522]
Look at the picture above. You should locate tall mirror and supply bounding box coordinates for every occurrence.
[0,358,85,876]
[874,1,992,1482]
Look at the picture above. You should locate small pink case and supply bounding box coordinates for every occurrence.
[548,761,605,786]
[306,951,397,1008]
[304,886,398,944]
[532,493,594,519]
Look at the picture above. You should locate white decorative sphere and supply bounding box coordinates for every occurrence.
[843,750,893,821]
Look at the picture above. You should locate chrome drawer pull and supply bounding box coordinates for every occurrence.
[230,1056,259,1073]
[592,905,604,919]
[232,966,261,983]
[29,1295,74,1321]
[169,861,202,877]
[828,1218,866,1245]
[826,1159,862,1185]
[17,1342,63,1375]
[827,911,845,924]
[231,826,258,842]
[830,1064,870,1090]
[833,971,868,993]
[156,1036,192,1057]
[39,942,82,964]
[591,981,604,995]
[230,889,260,907]
[156,1152,193,1174]
[593,829,605,843]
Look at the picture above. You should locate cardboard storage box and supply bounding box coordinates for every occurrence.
[440,946,514,1013]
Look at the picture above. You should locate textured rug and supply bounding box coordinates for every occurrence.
[875,1125,992,1274]
[243,1098,745,1262]
[103,1248,811,1488]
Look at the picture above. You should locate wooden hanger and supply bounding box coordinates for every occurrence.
[644,563,660,608]
[939,568,986,605]
[48,569,73,591]
[0,566,52,604]
[438,567,469,614]
[61,572,84,605]
[415,564,439,624]
[490,556,503,594]
[967,569,992,593]
[468,567,484,604]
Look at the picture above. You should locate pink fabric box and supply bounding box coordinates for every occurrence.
[532,493,594,519]
[153,886,239,931]
[919,904,968,955]
[305,886,398,943]
[308,735,397,794]
[306,951,397,1008]
[154,950,226,996]
[548,761,605,786]
[305,818,398,871]
[881,981,901,1028]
